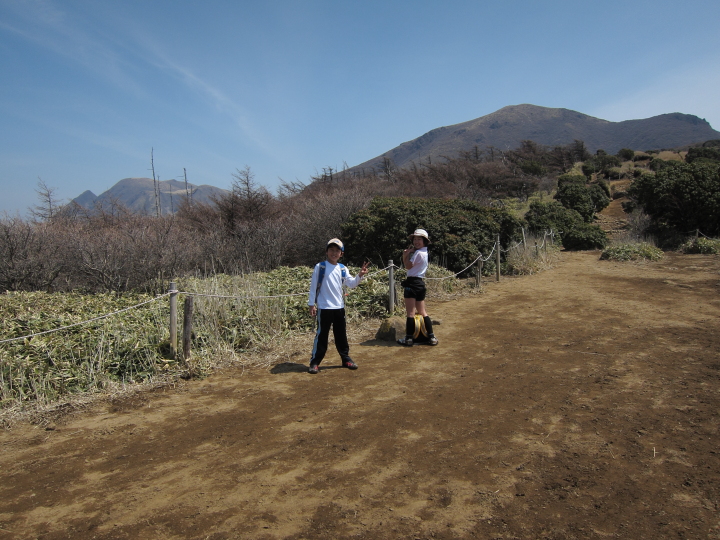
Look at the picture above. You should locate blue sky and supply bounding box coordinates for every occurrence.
[2,0,719,215]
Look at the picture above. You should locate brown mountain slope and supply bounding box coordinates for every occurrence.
[349,104,720,174]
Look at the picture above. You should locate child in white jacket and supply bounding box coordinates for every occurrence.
[307,238,368,374]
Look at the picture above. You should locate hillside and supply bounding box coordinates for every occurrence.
[72,178,228,214]
[348,104,720,175]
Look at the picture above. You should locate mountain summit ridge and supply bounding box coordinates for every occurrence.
[72,177,228,214]
[349,104,719,174]
[72,105,720,212]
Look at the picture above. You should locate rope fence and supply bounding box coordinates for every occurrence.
[0,293,171,345]
[7,224,715,362]
[2,231,561,359]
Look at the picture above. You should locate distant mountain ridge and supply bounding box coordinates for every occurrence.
[348,104,720,174]
[71,105,720,212]
[72,178,228,214]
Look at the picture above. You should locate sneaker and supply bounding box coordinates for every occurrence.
[308,364,319,374]
[397,337,413,347]
[342,359,358,370]
[428,336,439,346]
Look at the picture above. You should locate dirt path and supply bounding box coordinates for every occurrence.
[1,250,719,539]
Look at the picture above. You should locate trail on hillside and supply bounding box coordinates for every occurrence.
[1,249,719,539]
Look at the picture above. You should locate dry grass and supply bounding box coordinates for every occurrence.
[505,233,562,275]
[656,150,685,161]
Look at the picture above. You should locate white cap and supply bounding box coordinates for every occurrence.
[408,229,430,243]
[327,238,344,251]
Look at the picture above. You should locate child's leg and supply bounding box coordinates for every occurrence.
[403,298,416,344]
[404,297,417,317]
[310,309,332,365]
[332,309,351,361]
[415,300,438,344]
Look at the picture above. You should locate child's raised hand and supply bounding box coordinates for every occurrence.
[359,261,369,277]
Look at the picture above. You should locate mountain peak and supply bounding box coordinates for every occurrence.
[348,105,720,174]
[72,178,228,214]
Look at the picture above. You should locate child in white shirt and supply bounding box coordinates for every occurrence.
[398,229,439,347]
[307,238,369,373]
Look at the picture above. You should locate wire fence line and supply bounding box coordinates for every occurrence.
[425,250,490,281]
[177,291,308,300]
[1,233,556,346]
[499,230,553,253]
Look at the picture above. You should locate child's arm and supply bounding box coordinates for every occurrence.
[308,264,320,316]
[344,262,370,289]
[402,245,415,270]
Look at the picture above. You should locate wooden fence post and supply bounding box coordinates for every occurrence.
[476,255,483,288]
[496,234,501,282]
[169,281,178,359]
[388,259,395,314]
[183,296,194,363]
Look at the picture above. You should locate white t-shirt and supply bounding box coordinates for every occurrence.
[407,247,428,278]
[308,262,363,309]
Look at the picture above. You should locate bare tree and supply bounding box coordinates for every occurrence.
[229,165,272,222]
[0,216,66,290]
[183,168,192,205]
[29,178,61,221]
[150,148,160,217]
[379,156,396,182]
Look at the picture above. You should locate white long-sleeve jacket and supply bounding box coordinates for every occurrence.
[308,262,363,309]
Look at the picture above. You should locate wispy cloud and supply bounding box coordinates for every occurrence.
[1,0,148,96]
[137,40,266,146]
[1,0,277,155]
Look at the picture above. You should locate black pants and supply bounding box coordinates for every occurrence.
[310,308,350,365]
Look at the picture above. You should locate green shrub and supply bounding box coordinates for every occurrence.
[596,180,611,198]
[557,173,586,189]
[554,182,596,222]
[627,161,720,236]
[520,160,547,176]
[648,158,669,171]
[341,197,523,273]
[588,183,611,213]
[561,223,608,250]
[686,146,720,164]
[524,200,583,234]
[600,242,663,261]
[680,237,720,254]
[582,155,621,178]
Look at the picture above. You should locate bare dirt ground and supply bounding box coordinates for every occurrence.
[2,231,720,538]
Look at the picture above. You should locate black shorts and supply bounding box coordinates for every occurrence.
[402,277,426,301]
